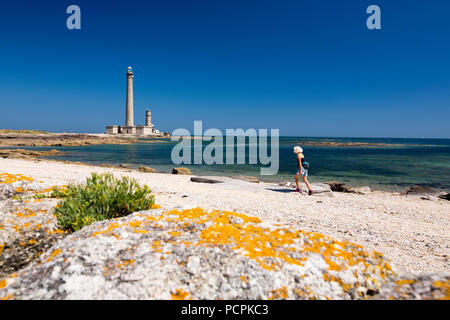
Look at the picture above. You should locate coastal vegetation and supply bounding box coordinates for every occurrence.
[53,173,154,232]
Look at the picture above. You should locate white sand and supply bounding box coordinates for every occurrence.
[1,158,449,275]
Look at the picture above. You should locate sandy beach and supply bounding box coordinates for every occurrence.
[1,157,448,276]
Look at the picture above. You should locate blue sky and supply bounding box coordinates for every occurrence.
[0,0,449,137]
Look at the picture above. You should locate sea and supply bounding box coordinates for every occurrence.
[15,137,450,192]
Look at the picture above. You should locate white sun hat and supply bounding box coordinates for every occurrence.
[293,146,303,154]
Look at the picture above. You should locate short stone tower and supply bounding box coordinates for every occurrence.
[145,110,152,127]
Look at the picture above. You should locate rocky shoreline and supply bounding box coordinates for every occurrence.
[0,132,141,147]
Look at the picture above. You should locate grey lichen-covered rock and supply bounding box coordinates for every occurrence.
[172,167,192,175]
[0,173,69,279]
[0,206,397,300]
[373,274,449,300]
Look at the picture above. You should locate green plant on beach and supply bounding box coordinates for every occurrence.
[54,173,154,232]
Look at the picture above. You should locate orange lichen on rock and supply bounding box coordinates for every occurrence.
[432,280,450,300]
[45,249,62,263]
[171,289,190,300]
[114,259,135,270]
[269,286,289,300]
[91,222,121,239]
[0,173,34,184]
[14,208,37,218]
[0,294,14,300]
[395,279,415,286]
[90,207,393,285]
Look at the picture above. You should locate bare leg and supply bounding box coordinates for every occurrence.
[294,175,300,189]
[303,176,312,191]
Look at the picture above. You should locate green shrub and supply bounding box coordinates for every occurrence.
[54,173,154,232]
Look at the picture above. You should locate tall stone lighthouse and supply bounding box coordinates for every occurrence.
[105,66,167,136]
[125,66,134,127]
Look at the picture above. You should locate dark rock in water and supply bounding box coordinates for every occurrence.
[372,274,450,300]
[139,166,156,173]
[405,185,439,196]
[190,177,223,184]
[172,167,192,175]
[438,193,450,201]
[231,175,259,183]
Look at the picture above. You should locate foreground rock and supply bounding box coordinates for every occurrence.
[0,206,396,300]
[373,274,449,300]
[0,173,68,279]
[172,167,192,175]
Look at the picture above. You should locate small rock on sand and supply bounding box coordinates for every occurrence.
[350,186,371,195]
[172,167,192,175]
[139,166,156,173]
[190,177,223,184]
[438,193,450,201]
[406,185,439,196]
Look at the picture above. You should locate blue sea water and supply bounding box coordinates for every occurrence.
[14,137,450,191]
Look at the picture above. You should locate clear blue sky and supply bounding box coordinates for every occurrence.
[0,0,449,137]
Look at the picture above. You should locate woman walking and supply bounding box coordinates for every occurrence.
[294,146,313,195]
